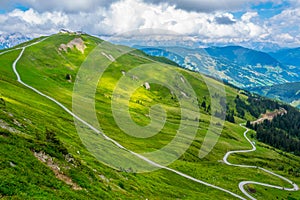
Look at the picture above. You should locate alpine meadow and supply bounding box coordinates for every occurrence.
[1,1,300,200]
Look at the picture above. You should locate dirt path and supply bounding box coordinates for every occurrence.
[223,124,299,200]
[8,37,298,199]
[9,40,247,200]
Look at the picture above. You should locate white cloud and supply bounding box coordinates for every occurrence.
[265,8,300,46]
[241,12,258,22]
[0,0,298,47]
[0,8,69,37]
[8,9,68,25]
[0,0,288,13]
[99,0,267,44]
[0,0,110,12]
[275,33,295,43]
[269,8,300,26]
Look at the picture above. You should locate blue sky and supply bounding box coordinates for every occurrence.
[252,1,289,18]
[0,0,299,48]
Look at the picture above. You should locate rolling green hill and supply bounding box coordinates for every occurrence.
[0,33,300,200]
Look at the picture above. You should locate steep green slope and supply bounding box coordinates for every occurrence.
[0,33,300,200]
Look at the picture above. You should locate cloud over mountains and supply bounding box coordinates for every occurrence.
[0,0,299,47]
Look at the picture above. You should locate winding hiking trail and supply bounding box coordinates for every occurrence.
[1,37,298,199]
[223,124,299,200]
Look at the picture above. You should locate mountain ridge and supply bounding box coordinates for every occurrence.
[0,32,31,49]
[138,45,300,89]
[270,47,300,67]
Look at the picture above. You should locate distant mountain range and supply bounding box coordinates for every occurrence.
[205,41,282,53]
[137,45,300,89]
[0,33,31,49]
[270,48,300,68]
[243,42,282,53]
[138,45,300,108]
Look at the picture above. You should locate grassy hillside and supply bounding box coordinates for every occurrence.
[0,33,299,199]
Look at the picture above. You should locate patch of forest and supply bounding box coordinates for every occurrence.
[238,95,300,156]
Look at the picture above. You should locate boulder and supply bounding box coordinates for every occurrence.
[66,74,72,81]
[0,98,5,107]
[144,82,150,90]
